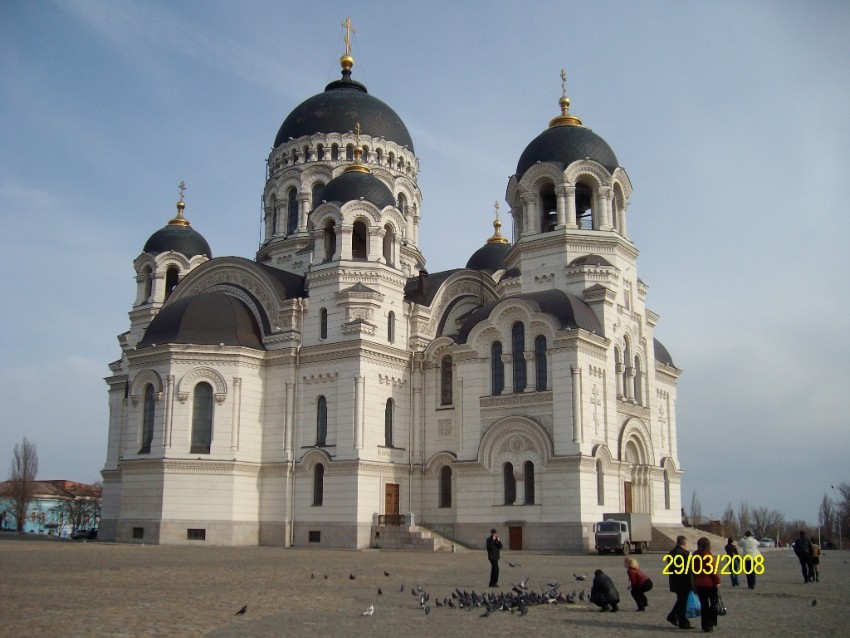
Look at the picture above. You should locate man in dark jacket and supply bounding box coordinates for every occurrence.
[486,529,502,587]
[793,530,815,583]
[666,535,694,629]
[589,569,620,612]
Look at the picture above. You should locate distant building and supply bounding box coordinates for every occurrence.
[101,28,684,549]
[0,480,102,536]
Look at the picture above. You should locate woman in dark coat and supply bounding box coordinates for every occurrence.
[589,569,620,612]
[693,537,721,632]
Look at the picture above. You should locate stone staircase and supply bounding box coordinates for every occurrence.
[652,525,730,553]
[372,523,470,552]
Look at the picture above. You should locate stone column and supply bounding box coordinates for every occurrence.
[555,185,567,229]
[502,354,513,393]
[598,187,613,230]
[565,186,577,228]
[571,365,583,444]
[521,192,537,235]
[284,381,294,455]
[619,203,628,238]
[297,193,310,232]
[413,214,421,245]
[523,352,535,392]
[354,374,365,449]
[231,377,242,450]
[624,366,635,402]
[411,368,422,462]
[339,225,351,260]
[164,375,174,448]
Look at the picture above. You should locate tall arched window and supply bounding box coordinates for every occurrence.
[313,464,324,506]
[316,396,327,446]
[439,466,452,508]
[397,193,407,214]
[190,382,213,454]
[596,460,605,506]
[384,399,394,447]
[523,461,535,504]
[323,221,336,261]
[539,182,557,232]
[320,308,328,339]
[316,144,324,161]
[440,356,453,406]
[287,187,299,235]
[503,462,516,505]
[352,220,368,258]
[512,322,526,393]
[312,182,324,210]
[302,145,310,162]
[345,144,354,161]
[376,148,383,164]
[387,311,395,343]
[491,341,504,395]
[165,266,179,301]
[142,266,153,303]
[634,356,643,406]
[383,224,394,265]
[331,144,339,160]
[534,335,547,391]
[575,181,594,229]
[664,470,671,510]
[140,384,155,453]
[614,346,624,397]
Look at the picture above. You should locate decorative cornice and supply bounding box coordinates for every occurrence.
[480,390,552,409]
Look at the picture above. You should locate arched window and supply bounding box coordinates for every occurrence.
[503,462,516,505]
[316,396,327,446]
[383,223,394,265]
[491,341,504,395]
[323,221,336,261]
[575,181,594,229]
[439,466,452,508]
[302,145,310,162]
[313,464,324,506]
[140,384,155,453]
[331,144,339,161]
[664,470,671,510]
[512,322,526,392]
[614,346,624,398]
[634,356,643,405]
[320,308,328,339]
[312,183,324,210]
[165,266,179,301]
[287,187,298,235]
[269,194,278,237]
[397,193,407,214]
[384,399,394,447]
[345,144,354,161]
[440,355,452,406]
[142,266,153,302]
[361,145,369,162]
[376,148,383,164]
[524,461,535,504]
[352,220,368,259]
[317,144,324,161]
[190,382,213,454]
[387,311,395,343]
[388,151,394,168]
[534,335,547,391]
[596,460,605,505]
[539,182,557,232]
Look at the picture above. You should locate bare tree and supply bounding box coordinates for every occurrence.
[751,506,784,540]
[690,492,702,528]
[737,501,751,535]
[818,493,834,542]
[722,502,738,539]
[8,437,38,532]
[58,482,102,533]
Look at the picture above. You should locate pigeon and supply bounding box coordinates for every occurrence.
[579,590,586,602]
[362,604,374,616]
[547,582,561,589]
[384,571,390,577]
[812,599,817,607]
[447,599,455,609]
[412,589,418,596]
[424,605,431,615]
[573,573,587,581]
[435,599,443,607]
[324,575,328,579]
[508,561,521,567]
[519,576,530,589]
[310,573,314,579]
[235,605,247,616]
[481,608,492,618]
[378,587,383,595]
[400,584,405,592]
[349,573,356,580]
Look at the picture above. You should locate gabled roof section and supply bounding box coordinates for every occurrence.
[404,269,463,306]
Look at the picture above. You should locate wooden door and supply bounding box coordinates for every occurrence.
[509,526,522,551]
[624,481,633,513]
[385,483,400,516]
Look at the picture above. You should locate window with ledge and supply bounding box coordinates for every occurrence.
[539,182,557,232]
[352,220,368,259]
[323,222,336,261]
[345,144,354,161]
[316,396,327,446]
[576,181,594,229]
[190,382,213,454]
[165,266,179,301]
[139,384,155,454]
[503,462,516,505]
[534,335,547,391]
[596,460,605,506]
[331,144,339,161]
[187,528,206,541]
[312,182,324,210]
[664,470,671,509]
[439,466,452,508]
[512,322,526,392]
[491,341,504,395]
[313,464,324,506]
[387,311,395,343]
[524,461,535,505]
[320,308,328,339]
[384,399,394,447]
[287,187,298,235]
[440,356,453,406]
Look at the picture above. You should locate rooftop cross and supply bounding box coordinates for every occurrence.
[178,180,186,203]
[341,17,356,56]
[560,69,567,98]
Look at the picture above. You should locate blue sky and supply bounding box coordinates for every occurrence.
[1,0,848,525]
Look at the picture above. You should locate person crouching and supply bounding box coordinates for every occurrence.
[590,569,620,612]
[625,557,653,611]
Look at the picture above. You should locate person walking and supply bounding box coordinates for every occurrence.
[724,537,740,588]
[486,528,502,587]
[666,535,694,629]
[793,530,815,583]
[624,557,653,611]
[589,569,620,612]
[693,537,721,633]
[811,538,821,582]
[739,531,761,589]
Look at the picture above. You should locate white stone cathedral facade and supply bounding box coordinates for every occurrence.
[101,43,683,550]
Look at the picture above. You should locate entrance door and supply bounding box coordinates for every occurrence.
[385,483,400,516]
[509,526,523,551]
[624,481,633,513]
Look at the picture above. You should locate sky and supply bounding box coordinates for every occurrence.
[1,0,848,526]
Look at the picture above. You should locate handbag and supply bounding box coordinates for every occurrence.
[714,593,727,616]
[685,590,701,618]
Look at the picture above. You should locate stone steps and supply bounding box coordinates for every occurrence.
[652,525,730,553]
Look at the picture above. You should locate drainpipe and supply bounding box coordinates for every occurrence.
[287,298,304,548]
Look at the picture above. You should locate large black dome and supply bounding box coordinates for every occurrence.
[318,170,396,209]
[143,222,211,259]
[466,242,511,273]
[274,71,414,152]
[516,125,618,180]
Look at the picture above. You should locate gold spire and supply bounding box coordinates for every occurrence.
[549,69,583,128]
[487,201,509,244]
[168,180,191,227]
[343,122,371,174]
[340,17,356,71]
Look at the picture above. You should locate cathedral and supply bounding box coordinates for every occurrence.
[100,26,683,550]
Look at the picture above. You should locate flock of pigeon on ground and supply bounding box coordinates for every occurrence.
[235,565,594,619]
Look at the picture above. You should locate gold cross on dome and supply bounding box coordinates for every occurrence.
[341,17,356,56]
[560,69,567,98]
[493,201,500,220]
[354,121,361,145]
[178,180,186,202]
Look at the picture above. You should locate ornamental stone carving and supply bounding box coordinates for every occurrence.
[176,367,228,403]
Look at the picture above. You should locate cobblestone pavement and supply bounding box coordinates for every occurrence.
[1,536,848,637]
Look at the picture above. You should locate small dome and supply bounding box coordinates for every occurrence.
[568,254,613,267]
[654,337,676,368]
[466,242,511,273]
[143,224,212,258]
[274,70,414,152]
[138,293,263,349]
[318,171,396,209]
[516,125,618,180]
